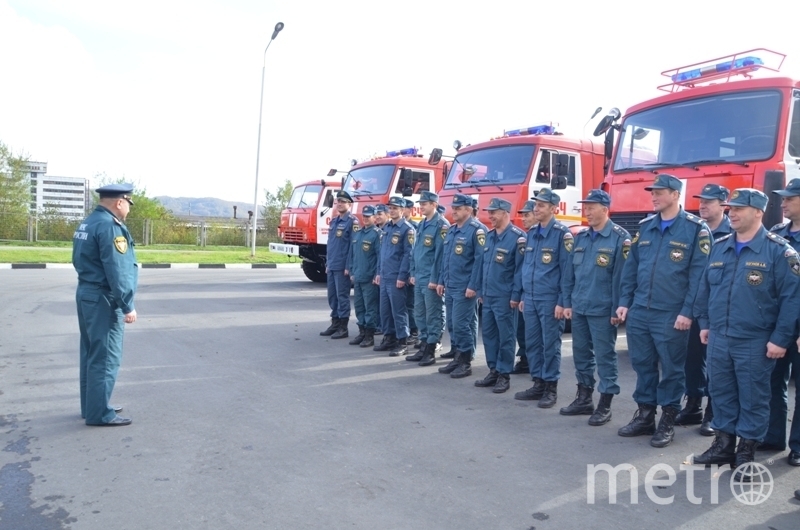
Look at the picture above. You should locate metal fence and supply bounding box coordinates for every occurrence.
[0,213,281,247]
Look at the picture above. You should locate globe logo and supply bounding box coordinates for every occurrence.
[730,462,773,505]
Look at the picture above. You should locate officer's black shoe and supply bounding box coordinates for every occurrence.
[440,347,456,359]
[788,451,800,466]
[438,352,461,374]
[405,344,426,362]
[360,329,375,348]
[650,406,680,448]
[588,394,614,426]
[409,330,420,348]
[320,318,340,336]
[699,398,715,436]
[450,358,472,379]
[389,337,408,357]
[733,439,759,482]
[560,384,594,416]
[349,326,365,345]
[511,356,529,375]
[538,381,558,408]
[514,378,545,400]
[618,404,657,437]
[331,318,349,339]
[492,373,510,394]
[692,431,736,466]
[373,334,397,352]
[474,369,499,388]
[674,396,703,425]
[418,343,437,366]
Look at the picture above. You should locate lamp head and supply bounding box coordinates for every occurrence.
[271,22,285,40]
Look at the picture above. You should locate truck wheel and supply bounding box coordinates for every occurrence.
[302,261,327,283]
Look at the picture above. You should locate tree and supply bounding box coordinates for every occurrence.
[261,179,293,228]
[0,141,30,215]
[92,173,173,220]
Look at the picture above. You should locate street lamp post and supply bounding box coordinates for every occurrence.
[251,21,285,257]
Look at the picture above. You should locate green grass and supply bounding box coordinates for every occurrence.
[0,247,297,264]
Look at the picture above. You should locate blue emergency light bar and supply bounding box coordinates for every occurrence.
[385,147,418,157]
[671,56,764,84]
[504,124,556,137]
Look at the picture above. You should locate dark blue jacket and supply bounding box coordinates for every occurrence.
[481,223,526,301]
[410,213,449,285]
[347,224,381,283]
[379,218,415,281]
[327,212,359,271]
[520,216,573,305]
[440,218,486,291]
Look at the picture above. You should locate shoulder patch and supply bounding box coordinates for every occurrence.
[612,224,631,238]
[622,238,631,259]
[714,233,732,243]
[639,214,656,225]
[510,225,525,236]
[476,227,486,246]
[114,236,128,254]
[785,246,800,276]
[563,231,574,252]
[517,236,526,254]
[767,232,789,246]
[684,212,704,226]
[440,226,448,239]
[770,222,788,232]
[553,222,568,232]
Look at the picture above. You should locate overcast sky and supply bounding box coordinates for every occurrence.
[1,0,798,203]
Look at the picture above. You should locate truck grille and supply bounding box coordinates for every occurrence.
[283,228,306,242]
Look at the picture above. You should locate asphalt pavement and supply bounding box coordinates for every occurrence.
[0,269,798,529]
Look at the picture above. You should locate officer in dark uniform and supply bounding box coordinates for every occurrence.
[406,191,449,366]
[372,204,388,336]
[692,189,800,479]
[320,190,359,339]
[561,190,630,425]
[512,200,538,376]
[515,189,573,408]
[403,198,420,346]
[616,174,710,448]
[374,196,415,356]
[72,183,138,426]
[437,204,452,354]
[346,205,381,348]
[676,184,731,435]
[474,198,525,393]
[762,178,800,466]
[437,193,486,378]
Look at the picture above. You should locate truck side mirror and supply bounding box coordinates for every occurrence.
[428,148,443,165]
[400,168,414,197]
[550,175,568,190]
[327,168,337,177]
[556,154,569,176]
[323,193,334,208]
[593,108,621,137]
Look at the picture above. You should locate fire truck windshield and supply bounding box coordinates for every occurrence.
[343,165,395,196]
[286,184,322,208]
[613,89,782,172]
[443,145,536,188]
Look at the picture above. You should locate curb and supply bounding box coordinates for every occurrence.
[0,263,302,270]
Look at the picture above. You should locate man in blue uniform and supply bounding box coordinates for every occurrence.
[676,184,731,435]
[72,183,139,426]
[761,178,800,466]
[616,174,710,448]
[437,193,486,378]
[561,190,630,425]
[374,196,415,356]
[403,198,420,347]
[346,205,381,348]
[512,201,538,377]
[692,189,800,479]
[515,189,573,408]
[372,204,388,336]
[474,198,525,393]
[437,204,458,359]
[320,190,359,339]
[406,191,449,366]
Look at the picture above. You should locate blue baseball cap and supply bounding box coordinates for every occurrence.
[451,193,473,207]
[436,204,446,214]
[724,188,768,211]
[578,189,611,207]
[362,205,375,217]
[645,174,682,192]
[471,198,479,209]
[693,183,730,201]
[533,188,560,205]
[518,199,537,213]
[484,197,512,213]
[336,190,353,202]
[387,196,405,207]
[417,191,439,203]
[772,178,800,197]
[403,198,414,208]
[96,183,135,204]
[374,204,387,213]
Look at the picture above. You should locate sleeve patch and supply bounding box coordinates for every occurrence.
[114,236,128,254]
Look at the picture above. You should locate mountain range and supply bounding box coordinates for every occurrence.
[155,196,254,218]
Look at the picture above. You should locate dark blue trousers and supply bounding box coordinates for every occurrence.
[683,319,708,398]
[414,283,445,345]
[571,312,620,395]
[326,269,350,318]
[482,295,516,374]
[516,310,526,356]
[406,284,416,332]
[524,296,564,382]
[763,339,800,451]
[380,278,408,339]
[451,289,478,358]
[354,280,379,330]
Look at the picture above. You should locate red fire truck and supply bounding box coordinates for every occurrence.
[429,124,606,231]
[270,148,447,282]
[595,49,800,233]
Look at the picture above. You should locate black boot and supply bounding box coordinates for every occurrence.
[559,384,594,416]
[389,337,408,357]
[733,439,759,482]
[514,378,545,401]
[440,346,456,359]
[511,356,529,375]
[474,369,499,388]
[405,342,427,362]
[538,381,558,408]
[692,431,736,466]
[348,325,365,345]
[588,393,614,426]
[331,318,349,339]
[492,373,510,394]
[438,351,461,374]
[320,318,340,336]
[618,404,657,437]
[373,334,397,352]
[360,329,375,348]
[418,343,437,366]
[674,396,703,425]
[650,406,680,448]
[450,355,472,379]
[699,398,715,436]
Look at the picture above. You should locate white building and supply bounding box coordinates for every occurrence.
[24,162,89,217]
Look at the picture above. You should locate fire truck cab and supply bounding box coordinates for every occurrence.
[597,49,800,233]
